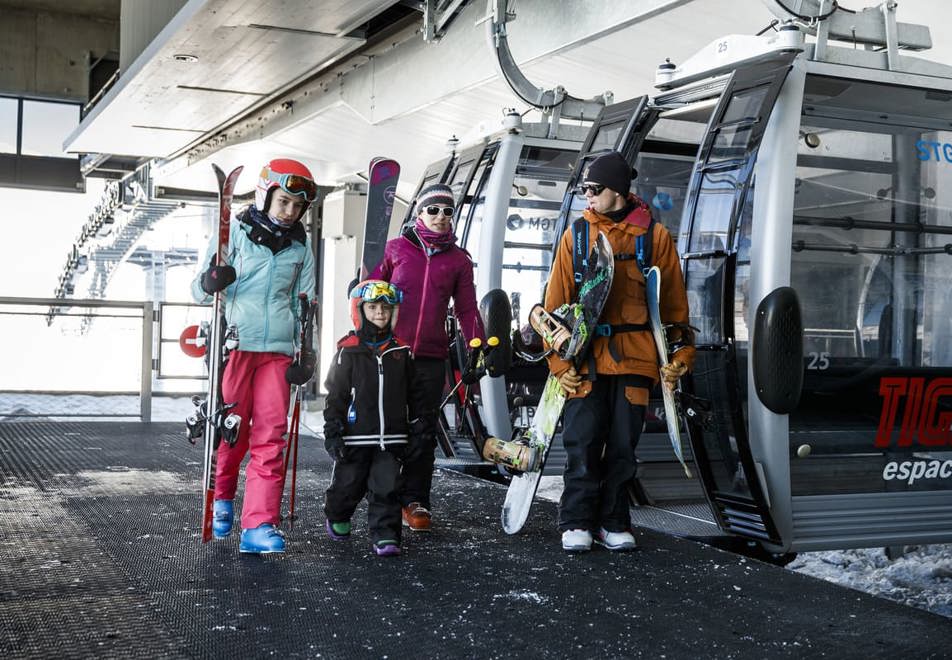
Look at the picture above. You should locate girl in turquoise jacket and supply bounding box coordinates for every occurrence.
[191,158,316,554]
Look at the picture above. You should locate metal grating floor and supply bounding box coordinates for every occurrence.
[1,421,950,658]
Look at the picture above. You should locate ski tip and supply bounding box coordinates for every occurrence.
[683,464,694,479]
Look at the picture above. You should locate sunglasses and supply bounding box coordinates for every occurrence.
[423,205,455,218]
[263,168,318,202]
[577,184,606,196]
[353,281,403,305]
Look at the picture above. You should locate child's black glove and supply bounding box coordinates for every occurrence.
[200,256,236,294]
[323,421,345,461]
[285,347,316,385]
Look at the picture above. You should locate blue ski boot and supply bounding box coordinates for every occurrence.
[239,524,286,554]
[212,500,234,539]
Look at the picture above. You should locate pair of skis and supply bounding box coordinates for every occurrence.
[189,164,244,543]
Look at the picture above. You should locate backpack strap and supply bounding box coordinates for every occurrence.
[635,215,655,277]
[571,218,589,300]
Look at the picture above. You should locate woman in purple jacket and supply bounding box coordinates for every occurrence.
[371,183,485,531]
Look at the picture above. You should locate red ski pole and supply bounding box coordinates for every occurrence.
[287,389,302,523]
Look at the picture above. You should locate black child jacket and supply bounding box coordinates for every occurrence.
[323,332,426,450]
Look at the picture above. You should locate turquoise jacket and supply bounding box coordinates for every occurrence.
[191,209,315,356]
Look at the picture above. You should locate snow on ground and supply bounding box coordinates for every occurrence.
[789,546,952,618]
[2,392,951,619]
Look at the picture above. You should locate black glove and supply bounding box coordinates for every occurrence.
[403,419,432,463]
[285,347,316,385]
[404,434,424,463]
[323,423,345,461]
[200,257,236,295]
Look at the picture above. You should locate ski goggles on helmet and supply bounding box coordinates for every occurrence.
[261,167,318,202]
[423,205,455,218]
[350,280,403,305]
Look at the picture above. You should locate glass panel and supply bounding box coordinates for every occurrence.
[685,256,726,345]
[588,120,626,152]
[688,165,743,252]
[0,97,17,154]
[710,124,754,162]
[518,145,578,172]
[457,147,496,257]
[446,152,479,199]
[690,350,753,497]
[790,76,952,496]
[501,158,573,325]
[634,153,694,242]
[20,100,80,158]
[721,85,768,125]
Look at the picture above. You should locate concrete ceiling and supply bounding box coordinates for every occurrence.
[60,0,952,198]
[0,0,120,20]
[65,0,400,159]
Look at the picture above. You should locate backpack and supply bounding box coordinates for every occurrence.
[570,215,655,362]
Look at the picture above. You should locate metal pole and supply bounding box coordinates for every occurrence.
[140,301,153,423]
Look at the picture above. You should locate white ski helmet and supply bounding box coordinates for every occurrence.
[254,158,318,218]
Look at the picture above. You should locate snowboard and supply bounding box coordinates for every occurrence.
[187,164,243,543]
[500,231,614,534]
[360,157,400,279]
[645,266,693,478]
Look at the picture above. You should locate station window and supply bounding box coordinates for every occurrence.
[0,97,16,154]
[20,100,80,158]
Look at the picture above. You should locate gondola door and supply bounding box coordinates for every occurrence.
[680,51,798,545]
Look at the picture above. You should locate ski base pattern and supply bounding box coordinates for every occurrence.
[360,157,400,279]
[645,265,693,479]
[501,232,614,535]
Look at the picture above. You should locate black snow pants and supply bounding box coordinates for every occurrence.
[398,357,445,508]
[558,374,650,533]
[324,447,402,543]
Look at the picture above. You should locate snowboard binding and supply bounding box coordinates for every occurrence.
[481,435,540,473]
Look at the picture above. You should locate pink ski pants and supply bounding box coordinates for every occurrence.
[215,350,292,529]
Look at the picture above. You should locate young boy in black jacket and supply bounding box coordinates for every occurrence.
[323,280,425,556]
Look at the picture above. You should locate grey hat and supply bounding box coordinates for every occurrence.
[415,184,455,215]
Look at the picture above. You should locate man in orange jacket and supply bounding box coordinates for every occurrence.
[545,151,695,553]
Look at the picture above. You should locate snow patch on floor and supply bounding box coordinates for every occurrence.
[788,546,952,618]
[535,476,563,503]
[58,469,192,495]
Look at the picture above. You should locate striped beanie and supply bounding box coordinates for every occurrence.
[414,184,455,215]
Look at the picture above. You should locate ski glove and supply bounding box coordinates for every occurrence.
[200,257,236,295]
[556,366,582,396]
[403,419,431,463]
[660,359,688,391]
[323,421,345,461]
[285,347,316,385]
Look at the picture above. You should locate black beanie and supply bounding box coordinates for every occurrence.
[585,152,636,195]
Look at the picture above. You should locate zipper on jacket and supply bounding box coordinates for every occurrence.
[376,354,385,449]
[263,254,275,343]
[375,345,409,450]
[411,250,432,355]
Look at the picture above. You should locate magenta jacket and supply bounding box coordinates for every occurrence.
[371,228,485,359]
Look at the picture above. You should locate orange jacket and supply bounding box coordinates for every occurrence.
[544,197,695,392]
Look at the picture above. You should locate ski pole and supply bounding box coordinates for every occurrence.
[440,337,483,410]
[283,293,311,525]
[288,386,302,524]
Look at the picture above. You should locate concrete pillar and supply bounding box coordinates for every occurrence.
[318,188,367,390]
